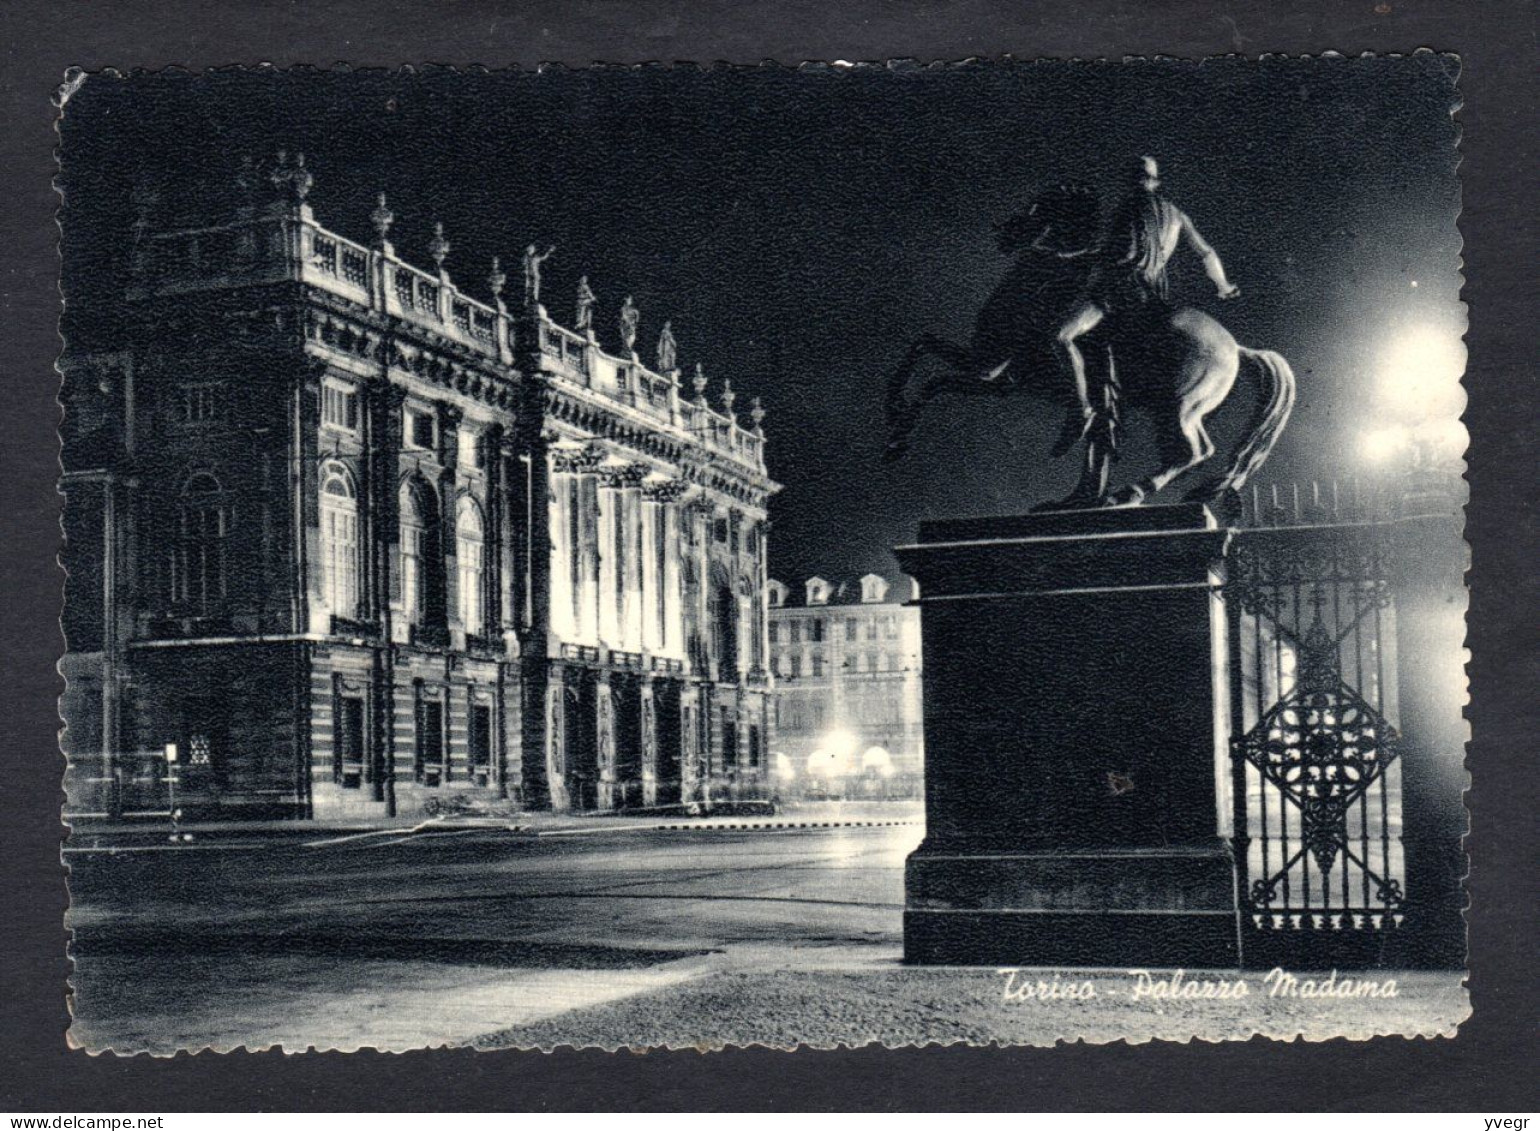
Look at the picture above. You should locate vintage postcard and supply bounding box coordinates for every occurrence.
[57,57,1468,1054]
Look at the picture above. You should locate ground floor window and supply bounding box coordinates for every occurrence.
[416,696,446,786]
[335,694,366,789]
[469,702,493,786]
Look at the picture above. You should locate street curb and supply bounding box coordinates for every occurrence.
[532,818,921,838]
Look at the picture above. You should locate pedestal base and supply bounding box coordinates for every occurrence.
[904,845,1240,967]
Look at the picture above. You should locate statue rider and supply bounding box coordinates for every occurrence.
[1053,156,1241,457]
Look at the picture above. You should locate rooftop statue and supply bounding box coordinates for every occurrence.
[885,157,1295,511]
[575,275,597,332]
[523,243,555,307]
[657,320,678,372]
[619,295,640,354]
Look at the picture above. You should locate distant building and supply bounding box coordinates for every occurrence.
[58,154,778,820]
[765,573,923,799]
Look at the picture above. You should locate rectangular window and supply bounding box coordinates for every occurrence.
[722,714,738,768]
[866,619,879,641]
[885,615,899,640]
[846,618,857,641]
[457,429,482,469]
[416,698,446,786]
[407,409,436,450]
[469,704,493,785]
[811,653,825,678]
[336,695,365,789]
[790,621,802,645]
[768,622,780,645]
[322,384,359,431]
[810,618,825,642]
[180,382,225,425]
[789,654,802,679]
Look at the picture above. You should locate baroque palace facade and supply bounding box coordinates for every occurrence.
[59,154,779,820]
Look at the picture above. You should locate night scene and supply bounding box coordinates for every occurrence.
[56,57,1468,1052]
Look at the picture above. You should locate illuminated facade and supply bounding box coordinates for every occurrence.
[59,154,778,820]
[765,573,923,798]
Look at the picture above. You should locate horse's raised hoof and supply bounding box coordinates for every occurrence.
[1104,484,1147,508]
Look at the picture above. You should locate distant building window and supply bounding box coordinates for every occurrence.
[866,619,879,641]
[180,382,225,425]
[790,655,802,679]
[805,577,830,606]
[810,618,825,643]
[456,497,486,633]
[768,582,785,608]
[320,464,360,620]
[846,617,858,641]
[861,574,889,603]
[322,383,360,432]
[768,622,780,644]
[885,615,899,640]
[713,518,729,544]
[811,653,825,678]
[790,621,802,645]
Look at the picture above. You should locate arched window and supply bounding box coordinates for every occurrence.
[399,480,437,627]
[320,464,360,620]
[456,496,486,634]
[172,472,228,613]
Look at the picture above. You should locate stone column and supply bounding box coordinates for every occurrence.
[595,673,616,809]
[897,504,1238,967]
[365,381,406,812]
[640,680,658,807]
[437,402,463,640]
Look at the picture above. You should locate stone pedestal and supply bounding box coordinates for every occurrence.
[896,504,1240,967]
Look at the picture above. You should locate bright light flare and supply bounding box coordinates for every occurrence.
[1362,425,1409,464]
[1378,325,1466,421]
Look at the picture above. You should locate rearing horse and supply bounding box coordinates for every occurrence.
[884,185,1296,508]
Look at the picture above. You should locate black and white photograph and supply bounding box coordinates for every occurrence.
[54,56,1469,1055]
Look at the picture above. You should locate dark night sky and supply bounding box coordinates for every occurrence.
[59,58,1462,583]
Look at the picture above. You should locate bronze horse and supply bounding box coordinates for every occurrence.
[884,185,1296,508]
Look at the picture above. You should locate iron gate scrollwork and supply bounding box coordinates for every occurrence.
[1226,522,1406,966]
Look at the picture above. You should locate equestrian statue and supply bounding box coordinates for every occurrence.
[884,156,1296,510]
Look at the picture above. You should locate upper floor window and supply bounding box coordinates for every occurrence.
[180,382,225,426]
[171,472,228,613]
[399,480,439,627]
[846,617,858,641]
[885,615,899,640]
[320,464,360,620]
[456,496,486,634]
[768,621,780,645]
[810,618,825,643]
[458,429,484,470]
[322,383,360,432]
[789,621,802,645]
[805,577,830,606]
[405,408,437,452]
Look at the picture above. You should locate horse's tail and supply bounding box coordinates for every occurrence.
[1224,348,1297,491]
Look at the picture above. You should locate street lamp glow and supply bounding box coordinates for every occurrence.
[1379,324,1466,421]
[1362,425,1409,464]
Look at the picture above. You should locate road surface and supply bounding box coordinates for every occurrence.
[67,819,924,1053]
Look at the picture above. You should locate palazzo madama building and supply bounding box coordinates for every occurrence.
[59,154,779,820]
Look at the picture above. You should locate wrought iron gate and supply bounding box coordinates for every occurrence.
[1225,518,1406,968]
